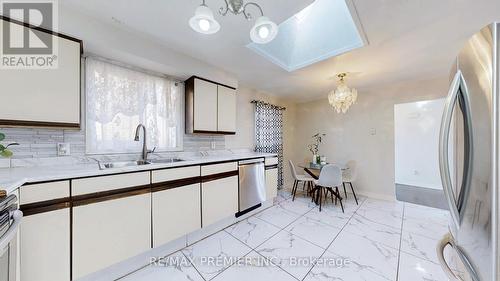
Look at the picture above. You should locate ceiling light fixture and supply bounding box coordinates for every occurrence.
[189,0,279,44]
[328,73,358,113]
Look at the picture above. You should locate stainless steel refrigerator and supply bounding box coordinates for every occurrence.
[437,23,499,281]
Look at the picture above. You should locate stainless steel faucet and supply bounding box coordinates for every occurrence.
[134,124,150,163]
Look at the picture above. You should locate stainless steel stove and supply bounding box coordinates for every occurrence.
[0,191,23,281]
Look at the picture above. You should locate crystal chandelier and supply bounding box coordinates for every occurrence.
[328,73,358,113]
[189,0,279,44]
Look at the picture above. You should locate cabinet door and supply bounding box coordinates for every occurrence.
[72,194,151,279]
[217,85,237,133]
[152,184,201,247]
[194,78,218,132]
[202,176,238,226]
[266,168,278,200]
[20,209,70,281]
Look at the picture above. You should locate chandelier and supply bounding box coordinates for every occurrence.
[328,73,358,113]
[189,0,279,44]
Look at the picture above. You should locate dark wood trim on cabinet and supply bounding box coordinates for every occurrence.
[189,76,236,90]
[72,185,151,207]
[0,119,80,129]
[151,177,201,193]
[201,170,238,183]
[20,197,71,216]
[192,130,236,135]
[265,164,279,170]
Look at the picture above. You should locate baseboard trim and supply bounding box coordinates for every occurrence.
[395,183,448,210]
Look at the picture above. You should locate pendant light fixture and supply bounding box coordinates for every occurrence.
[189,0,279,44]
[328,73,358,113]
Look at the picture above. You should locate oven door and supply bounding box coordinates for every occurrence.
[0,210,23,281]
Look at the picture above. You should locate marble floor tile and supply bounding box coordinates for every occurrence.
[404,203,450,226]
[402,216,449,240]
[181,231,252,280]
[277,198,316,215]
[304,206,353,229]
[255,204,302,228]
[305,252,394,281]
[355,206,403,229]
[225,216,281,249]
[211,251,297,281]
[327,231,399,280]
[275,189,293,203]
[120,252,204,281]
[343,214,402,250]
[359,198,404,215]
[397,252,450,281]
[285,216,342,249]
[256,230,325,280]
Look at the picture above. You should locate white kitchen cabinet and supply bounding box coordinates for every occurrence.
[193,78,218,132]
[152,183,201,247]
[265,168,278,200]
[72,193,151,279]
[19,181,71,281]
[20,209,70,281]
[217,85,237,133]
[202,176,238,226]
[185,76,237,134]
[0,18,81,128]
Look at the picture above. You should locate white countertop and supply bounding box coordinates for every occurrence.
[0,152,277,194]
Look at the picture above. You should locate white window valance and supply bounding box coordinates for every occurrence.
[85,58,183,154]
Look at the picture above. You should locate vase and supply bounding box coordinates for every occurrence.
[312,154,317,164]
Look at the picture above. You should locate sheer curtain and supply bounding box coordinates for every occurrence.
[253,100,285,189]
[85,58,183,154]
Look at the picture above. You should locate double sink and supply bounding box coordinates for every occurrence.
[98,158,185,170]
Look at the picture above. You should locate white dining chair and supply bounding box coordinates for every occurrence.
[342,160,359,205]
[289,160,315,201]
[314,164,344,212]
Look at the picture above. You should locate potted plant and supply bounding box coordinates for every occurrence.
[307,133,325,164]
[0,132,19,158]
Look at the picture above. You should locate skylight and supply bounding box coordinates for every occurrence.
[247,0,365,72]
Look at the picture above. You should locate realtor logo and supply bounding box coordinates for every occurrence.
[1,0,58,69]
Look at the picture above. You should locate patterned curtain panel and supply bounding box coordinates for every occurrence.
[252,100,285,189]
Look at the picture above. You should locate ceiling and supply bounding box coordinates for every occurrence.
[61,0,500,101]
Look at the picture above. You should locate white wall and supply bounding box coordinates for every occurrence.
[394,99,445,190]
[293,77,449,200]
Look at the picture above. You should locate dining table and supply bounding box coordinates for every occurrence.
[299,163,348,180]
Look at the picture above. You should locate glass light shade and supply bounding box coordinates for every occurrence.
[189,5,220,35]
[250,16,278,44]
[328,80,358,113]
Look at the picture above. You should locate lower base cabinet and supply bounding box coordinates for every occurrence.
[72,194,151,279]
[20,208,71,281]
[266,168,278,200]
[152,183,201,247]
[202,176,238,226]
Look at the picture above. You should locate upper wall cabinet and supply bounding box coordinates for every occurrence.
[0,16,82,129]
[185,76,237,135]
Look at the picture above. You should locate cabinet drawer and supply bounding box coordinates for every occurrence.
[152,166,200,183]
[152,183,201,247]
[72,172,150,196]
[201,162,237,176]
[265,157,278,166]
[20,181,69,205]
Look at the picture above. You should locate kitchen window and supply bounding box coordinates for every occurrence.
[85,57,183,154]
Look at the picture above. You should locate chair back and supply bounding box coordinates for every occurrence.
[317,164,343,187]
[288,160,299,180]
[343,160,357,182]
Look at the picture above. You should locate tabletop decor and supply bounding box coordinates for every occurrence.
[308,133,326,164]
[0,132,19,158]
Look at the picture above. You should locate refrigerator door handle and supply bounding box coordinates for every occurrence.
[439,71,464,227]
[437,233,481,281]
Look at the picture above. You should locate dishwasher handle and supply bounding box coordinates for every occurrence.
[239,158,265,165]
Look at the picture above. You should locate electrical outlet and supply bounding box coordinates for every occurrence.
[211,141,216,150]
[57,143,71,156]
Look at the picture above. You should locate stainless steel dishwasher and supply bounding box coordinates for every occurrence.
[237,158,266,216]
